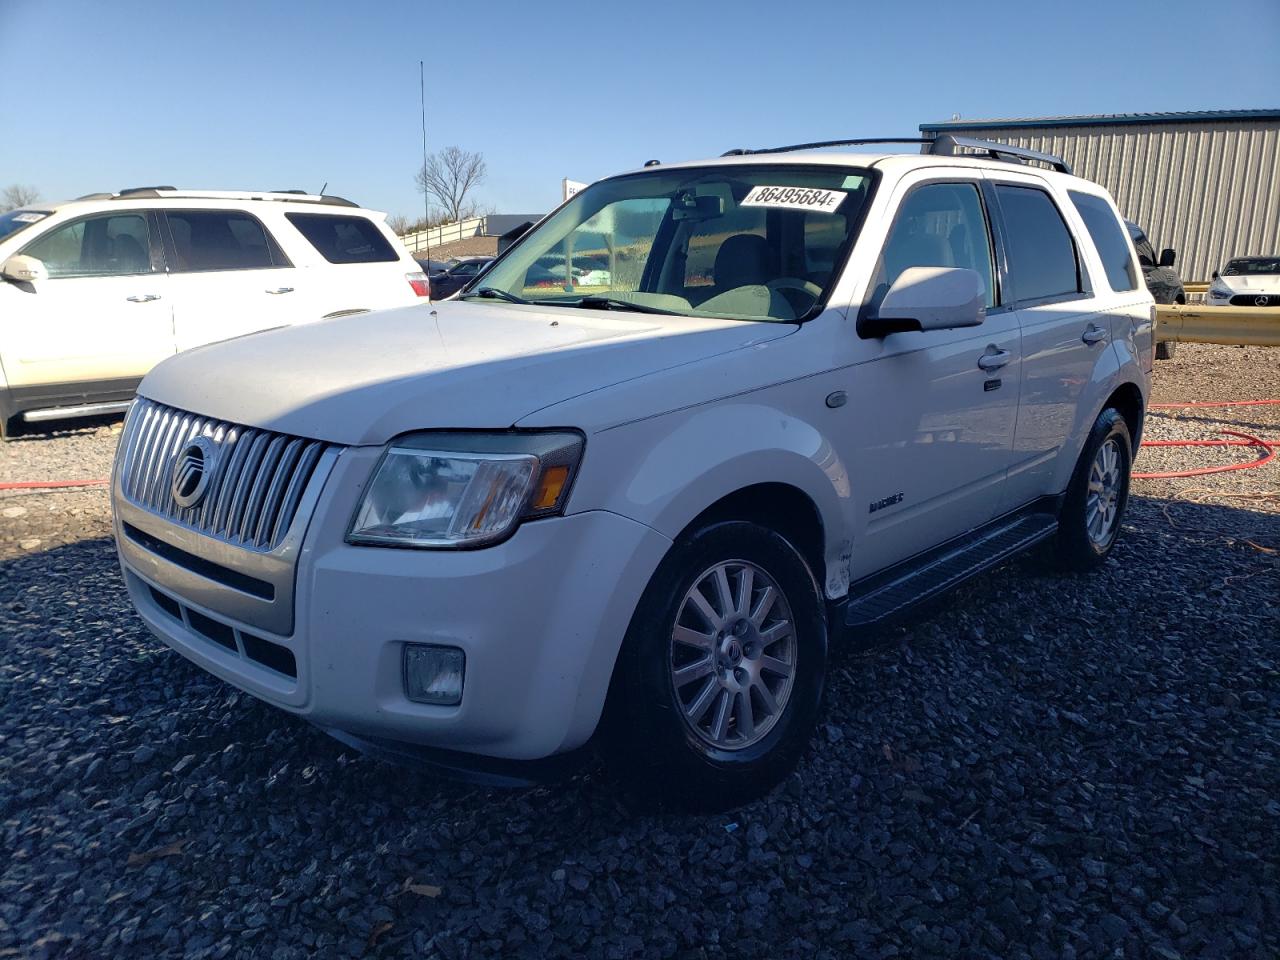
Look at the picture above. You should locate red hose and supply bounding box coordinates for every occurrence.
[1150,399,1280,408]
[0,477,110,491]
[1134,430,1275,479]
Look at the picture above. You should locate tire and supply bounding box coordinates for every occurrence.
[1155,339,1176,360]
[603,521,827,811]
[1051,408,1132,571]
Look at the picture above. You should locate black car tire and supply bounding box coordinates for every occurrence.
[1051,408,1133,572]
[603,521,827,811]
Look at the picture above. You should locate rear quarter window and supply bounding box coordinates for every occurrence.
[285,213,399,264]
[1069,191,1138,292]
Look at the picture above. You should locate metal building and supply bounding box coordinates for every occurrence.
[919,110,1280,282]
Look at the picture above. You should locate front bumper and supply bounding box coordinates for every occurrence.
[115,445,673,761]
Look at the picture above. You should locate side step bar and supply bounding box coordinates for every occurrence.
[845,513,1058,628]
[23,400,132,423]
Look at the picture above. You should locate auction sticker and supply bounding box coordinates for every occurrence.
[13,212,45,223]
[741,185,845,214]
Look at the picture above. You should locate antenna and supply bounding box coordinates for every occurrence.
[419,59,433,295]
[319,182,328,195]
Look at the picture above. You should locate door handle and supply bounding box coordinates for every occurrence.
[1082,324,1108,344]
[266,287,295,295]
[126,294,161,302]
[977,348,1011,371]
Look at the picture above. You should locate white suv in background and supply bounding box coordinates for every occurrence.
[112,137,1153,809]
[0,189,429,437]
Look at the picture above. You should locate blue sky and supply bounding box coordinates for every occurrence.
[2,0,1277,220]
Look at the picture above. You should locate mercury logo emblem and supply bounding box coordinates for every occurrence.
[1256,295,1271,307]
[171,436,219,508]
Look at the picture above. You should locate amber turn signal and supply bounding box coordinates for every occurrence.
[531,465,570,510]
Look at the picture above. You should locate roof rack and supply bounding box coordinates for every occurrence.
[926,135,1073,174]
[722,137,930,156]
[719,134,1072,175]
[105,188,360,207]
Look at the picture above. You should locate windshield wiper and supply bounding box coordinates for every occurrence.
[568,295,677,316]
[462,287,529,304]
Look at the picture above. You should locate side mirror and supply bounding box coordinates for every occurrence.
[864,266,985,336]
[1158,248,1176,268]
[2,254,48,284]
[1212,270,1219,279]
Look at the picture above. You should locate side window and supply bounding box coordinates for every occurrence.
[1069,191,1138,292]
[165,210,287,272]
[872,182,996,308]
[22,213,155,278]
[993,185,1082,303]
[284,213,399,264]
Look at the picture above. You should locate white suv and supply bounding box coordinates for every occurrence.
[0,189,429,437]
[111,138,1154,809]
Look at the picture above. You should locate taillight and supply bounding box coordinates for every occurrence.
[406,271,430,298]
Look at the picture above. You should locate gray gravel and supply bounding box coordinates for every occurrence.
[2,348,1278,959]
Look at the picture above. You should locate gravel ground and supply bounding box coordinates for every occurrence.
[2,346,1278,959]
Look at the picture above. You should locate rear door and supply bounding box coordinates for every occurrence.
[842,173,1022,577]
[0,210,173,391]
[162,208,307,351]
[985,174,1105,512]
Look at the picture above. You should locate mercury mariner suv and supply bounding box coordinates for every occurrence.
[112,136,1154,809]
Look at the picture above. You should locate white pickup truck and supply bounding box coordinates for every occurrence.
[112,137,1153,809]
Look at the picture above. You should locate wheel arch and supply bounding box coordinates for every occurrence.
[676,482,827,591]
[1102,379,1146,449]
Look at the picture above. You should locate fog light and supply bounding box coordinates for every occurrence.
[403,644,465,705]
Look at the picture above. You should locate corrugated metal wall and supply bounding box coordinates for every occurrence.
[925,121,1280,281]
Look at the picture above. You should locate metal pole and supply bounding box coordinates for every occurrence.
[419,59,433,296]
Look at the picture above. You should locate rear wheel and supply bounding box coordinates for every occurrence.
[1051,408,1132,571]
[603,521,827,811]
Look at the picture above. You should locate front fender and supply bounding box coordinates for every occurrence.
[567,400,856,598]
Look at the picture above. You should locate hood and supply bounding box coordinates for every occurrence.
[1217,274,1280,295]
[139,300,794,445]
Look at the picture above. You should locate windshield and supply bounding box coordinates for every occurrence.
[0,209,51,242]
[1224,257,1280,276]
[470,165,874,322]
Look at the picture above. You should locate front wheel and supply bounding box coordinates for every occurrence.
[1051,408,1133,571]
[603,521,827,811]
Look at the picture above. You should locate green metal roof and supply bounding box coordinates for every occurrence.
[920,110,1280,132]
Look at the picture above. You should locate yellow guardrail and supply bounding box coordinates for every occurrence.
[1155,304,1280,346]
[1183,281,1209,295]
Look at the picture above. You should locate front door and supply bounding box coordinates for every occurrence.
[0,210,173,392]
[841,176,1022,580]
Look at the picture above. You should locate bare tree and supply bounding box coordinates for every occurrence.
[414,147,487,224]
[385,214,412,237]
[2,184,40,210]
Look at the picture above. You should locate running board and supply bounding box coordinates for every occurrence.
[23,400,132,423]
[845,513,1058,628]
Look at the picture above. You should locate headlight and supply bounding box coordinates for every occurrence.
[347,431,584,548]
[1209,281,1233,299]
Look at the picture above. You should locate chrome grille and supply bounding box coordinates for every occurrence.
[119,399,332,552]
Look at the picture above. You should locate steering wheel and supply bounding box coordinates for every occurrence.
[766,277,822,298]
[766,277,823,315]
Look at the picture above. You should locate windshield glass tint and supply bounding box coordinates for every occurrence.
[0,209,51,241]
[1224,258,1280,275]
[475,165,873,321]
